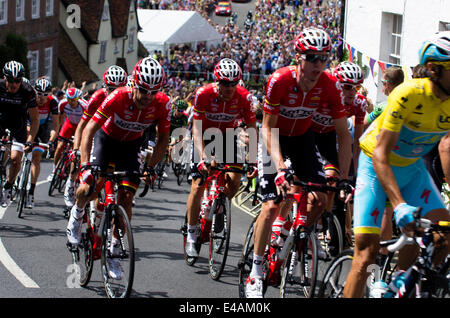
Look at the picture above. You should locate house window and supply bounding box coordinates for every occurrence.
[28,50,39,83]
[102,3,109,21]
[44,47,53,80]
[32,0,40,19]
[0,0,7,25]
[99,41,107,63]
[16,0,25,22]
[389,14,402,65]
[128,30,135,52]
[46,0,53,16]
[439,21,450,31]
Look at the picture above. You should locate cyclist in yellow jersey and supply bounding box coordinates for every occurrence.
[344,31,450,298]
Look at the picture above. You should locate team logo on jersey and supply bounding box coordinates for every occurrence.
[205,113,235,122]
[437,115,450,130]
[279,106,314,119]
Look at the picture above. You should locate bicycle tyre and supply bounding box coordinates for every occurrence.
[100,204,135,298]
[208,195,231,280]
[177,167,185,186]
[280,230,318,298]
[48,158,64,196]
[317,249,354,298]
[58,161,71,193]
[16,160,30,218]
[78,226,94,287]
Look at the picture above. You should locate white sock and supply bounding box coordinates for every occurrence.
[187,224,197,243]
[71,205,84,220]
[67,177,74,187]
[250,254,264,279]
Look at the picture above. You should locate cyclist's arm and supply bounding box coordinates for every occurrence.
[27,107,40,143]
[73,118,89,150]
[80,119,101,164]
[147,129,170,168]
[334,116,352,179]
[439,132,450,183]
[372,129,405,208]
[353,122,364,174]
[261,112,285,171]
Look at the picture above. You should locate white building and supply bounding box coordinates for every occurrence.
[343,0,450,104]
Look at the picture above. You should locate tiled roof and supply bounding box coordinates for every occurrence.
[57,25,99,86]
[109,0,131,38]
[61,0,139,42]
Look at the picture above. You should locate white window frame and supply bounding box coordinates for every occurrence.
[45,0,53,17]
[389,14,402,65]
[44,47,53,80]
[128,30,135,53]
[439,21,450,31]
[16,0,25,22]
[28,50,39,84]
[99,41,107,63]
[32,0,40,19]
[0,0,8,25]
[102,3,109,21]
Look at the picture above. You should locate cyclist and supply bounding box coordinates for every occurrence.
[66,57,170,279]
[48,88,88,208]
[69,65,128,210]
[312,61,367,245]
[0,61,40,207]
[184,58,257,258]
[245,28,352,298]
[168,99,189,165]
[27,78,59,208]
[344,31,450,298]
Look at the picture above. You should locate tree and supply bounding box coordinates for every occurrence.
[0,32,29,78]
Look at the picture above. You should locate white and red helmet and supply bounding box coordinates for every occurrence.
[103,65,128,87]
[65,87,82,100]
[334,61,364,85]
[213,58,242,82]
[133,57,165,90]
[295,28,332,53]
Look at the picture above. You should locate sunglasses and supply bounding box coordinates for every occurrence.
[67,97,79,102]
[381,79,392,85]
[432,60,450,71]
[137,86,158,95]
[6,77,22,84]
[218,80,238,87]
[342,84,361,91]
[300,53,329,63]
[37,92,49,96]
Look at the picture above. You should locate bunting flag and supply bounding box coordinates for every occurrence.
[344,40,415,82]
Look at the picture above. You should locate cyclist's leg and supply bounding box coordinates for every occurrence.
[224,171,241,199]
[344,153,387,297]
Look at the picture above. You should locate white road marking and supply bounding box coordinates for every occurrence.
[0,180,48,288]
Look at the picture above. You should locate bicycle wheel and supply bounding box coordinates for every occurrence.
[58,161,71,193]
[177,166,185,186]
[48,159,64,196]
[280,230,318,298]
[321,212,344,258]
[100,204,135,298]
[17,161,30,218]
[208,195,231,280]
[317,249,354,298]
[77,218,94,287]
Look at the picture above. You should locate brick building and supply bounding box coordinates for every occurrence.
[0,0,59,83]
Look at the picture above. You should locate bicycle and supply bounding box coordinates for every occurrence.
[0,130,13,203]
[67,167,140,298]
[48,136,75,196]
[232,165,262,217]
[181,163,247,280]
[317,208,450,298]
[16,142,49,218]
[154,150,169,189]
[175,139,192,186]
[237,179,347,298]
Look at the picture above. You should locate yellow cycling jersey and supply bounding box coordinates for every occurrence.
[360,78,450,167]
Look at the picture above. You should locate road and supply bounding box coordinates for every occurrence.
[211,0,256,30]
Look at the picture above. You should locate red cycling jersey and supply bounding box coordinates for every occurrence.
[37,95,58,125]
[346,92,368,125]
[82,88,108,121]
[92,86,171,141]
[192,83,256,132]
[264,66,346,136]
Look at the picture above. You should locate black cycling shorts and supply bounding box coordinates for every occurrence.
[90,129,142,193]
[257,129,326,202]
[313,130,339,172]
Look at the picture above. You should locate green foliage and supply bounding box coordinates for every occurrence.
[0,32,29,78]
[342,47,368,77]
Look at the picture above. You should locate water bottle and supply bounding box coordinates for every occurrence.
[271,216,285,245]
[369,280,393,298]
[388,270,407,296]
